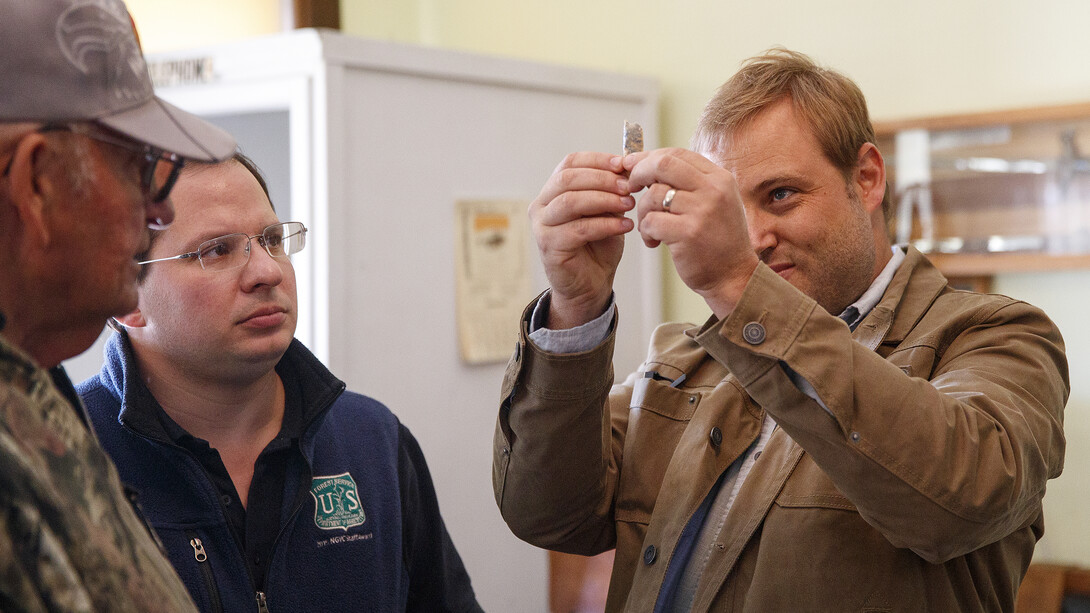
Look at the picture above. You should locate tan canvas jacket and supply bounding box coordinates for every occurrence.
[493,247,1068,612]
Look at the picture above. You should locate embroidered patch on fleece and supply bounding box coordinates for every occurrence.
[310,472,366,532]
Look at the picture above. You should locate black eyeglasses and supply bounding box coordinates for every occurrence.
[139,222,308,272]
[2,123,184,203]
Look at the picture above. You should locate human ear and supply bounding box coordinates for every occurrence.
[6,133,54,246]
[854,142,886,215]
[116,308,147,329]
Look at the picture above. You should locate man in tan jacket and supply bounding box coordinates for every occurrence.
[493,48,1068,612]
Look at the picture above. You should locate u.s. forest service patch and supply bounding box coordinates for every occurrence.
[310,472,366,531]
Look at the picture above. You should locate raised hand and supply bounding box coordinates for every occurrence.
[625,148,759,318]
[530,152,635,329]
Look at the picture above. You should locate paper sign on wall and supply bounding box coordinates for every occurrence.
[453,200,533,364]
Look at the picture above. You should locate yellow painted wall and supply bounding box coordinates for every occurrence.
[125,0,280,52]
[344,0,1090,325]
[120,0,1090,570]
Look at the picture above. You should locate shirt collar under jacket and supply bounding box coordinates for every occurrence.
[838,245,906,330]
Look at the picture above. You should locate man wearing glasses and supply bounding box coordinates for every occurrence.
[77,154,483,612]
[0,0,234,610]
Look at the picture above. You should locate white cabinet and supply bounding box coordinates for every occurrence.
[106,29,660,611]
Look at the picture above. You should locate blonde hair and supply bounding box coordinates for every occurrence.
[692,48,892,222]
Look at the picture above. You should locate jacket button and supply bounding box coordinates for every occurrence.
[643,544,657,565]
[710,427,723,447]
[742,322,766,345]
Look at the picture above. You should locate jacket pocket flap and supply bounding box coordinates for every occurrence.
[774,453,858,511]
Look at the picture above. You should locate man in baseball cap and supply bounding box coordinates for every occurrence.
[0,0,234,610]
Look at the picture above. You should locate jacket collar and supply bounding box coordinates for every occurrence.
[0,329,97,433]
[853,245,949,349]
[100,331,346,445]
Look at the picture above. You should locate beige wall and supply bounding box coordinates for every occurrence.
[125,0,1090,568]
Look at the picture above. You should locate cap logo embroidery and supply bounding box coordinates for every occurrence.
[55,0,151,103]
[310,473,367,532]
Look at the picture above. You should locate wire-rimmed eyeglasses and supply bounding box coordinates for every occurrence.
[139,222,307,272]
[2,123,184,203]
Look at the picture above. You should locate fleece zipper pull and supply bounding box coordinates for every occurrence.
[185,533,224,613]
[189,538,207,562]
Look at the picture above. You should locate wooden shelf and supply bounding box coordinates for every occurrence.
[874,102,1090,278]
[927,252,1090,277]
[874,102,1090,134]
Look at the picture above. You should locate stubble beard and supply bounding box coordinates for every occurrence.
[806,192,878,317]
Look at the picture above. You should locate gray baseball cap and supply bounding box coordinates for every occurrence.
[0,0,235,161]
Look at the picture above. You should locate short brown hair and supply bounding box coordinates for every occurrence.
[692,48,892,222]
[136,150,271,281]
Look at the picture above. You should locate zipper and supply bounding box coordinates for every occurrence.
[122,486,168,554]
[186,531,224,613]
[252,481,309,613]
[127,429,248,610]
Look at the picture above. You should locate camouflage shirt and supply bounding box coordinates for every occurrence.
[0,334,198,613]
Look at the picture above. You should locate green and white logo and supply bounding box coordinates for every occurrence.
[310,472,366,531]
